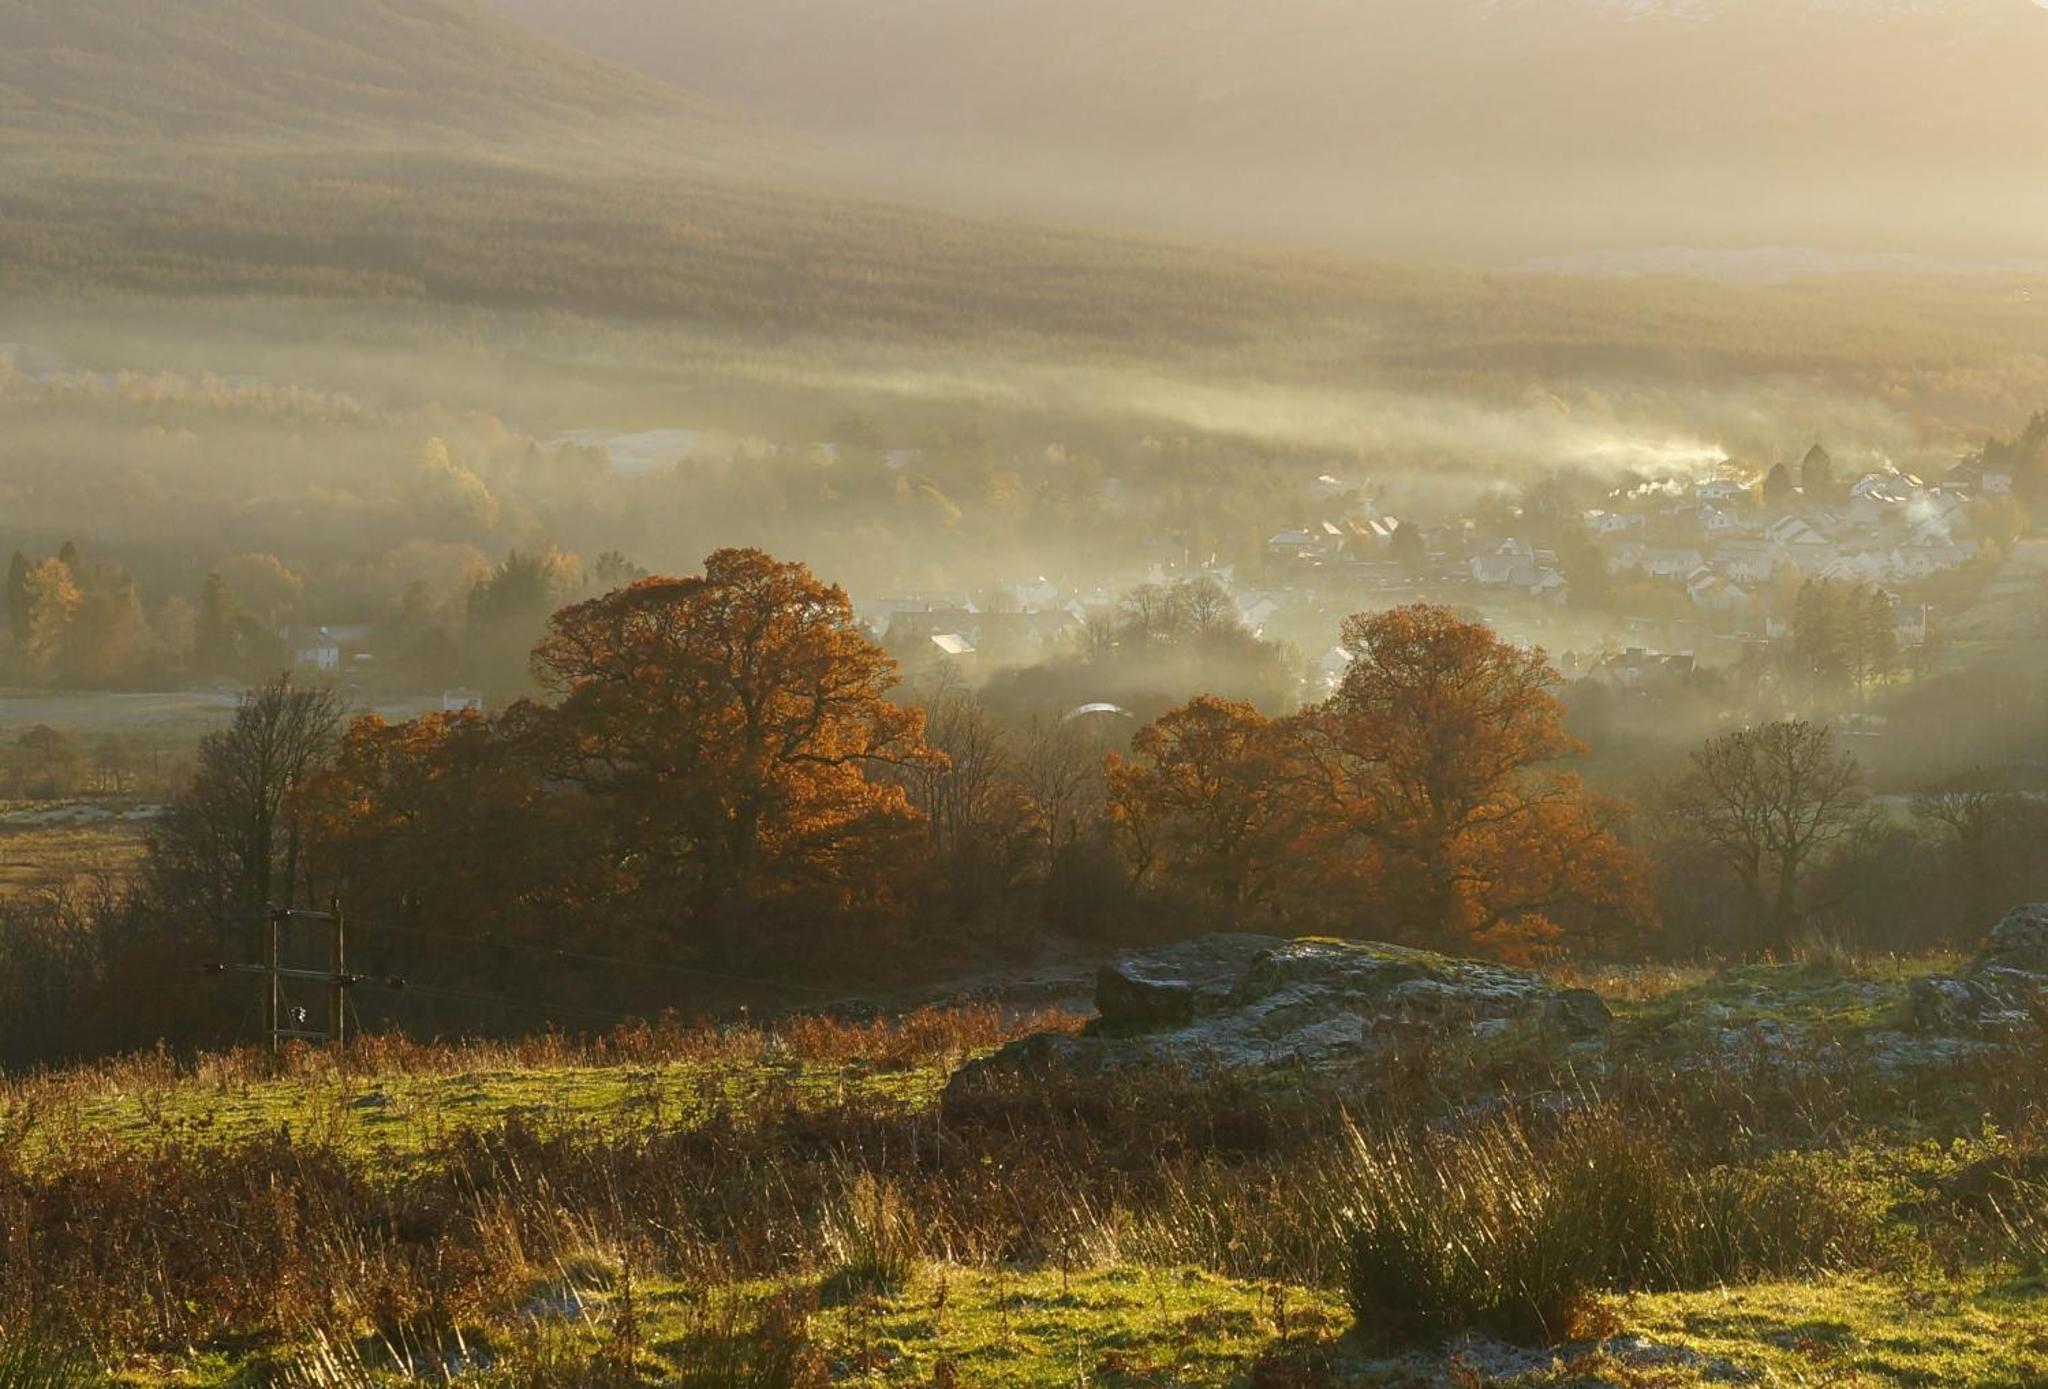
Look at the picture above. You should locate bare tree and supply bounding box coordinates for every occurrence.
[900,676,1012,857]
[1912,777,2025,940]
[1175,575,1238,634]
[142,674,347,951]
[1119,582,1184,643]
[1661,720,1867,954]
[1017,715,1104,872]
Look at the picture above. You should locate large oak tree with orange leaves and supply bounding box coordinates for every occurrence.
[530,548,935,963]
[306,550,937,986]
[1104,695,1306,916]
[1112,605,1649,960]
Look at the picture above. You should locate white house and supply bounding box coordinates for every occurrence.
[1764,516,1837,568]
[1695,478,1753,507]
[1888,542,1977,581]
[1584,509,1645,536]
[1686,569,1749,613]
[292,625,372,673]
[1639,548,1707,580]
[1525,569,1569,606]
[1819,552,1888,585]
[1712,540,1778,585]
[1851,471,1924,504]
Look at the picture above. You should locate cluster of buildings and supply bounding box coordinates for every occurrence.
[1582,465,1992,615]
[860,453,2011,697]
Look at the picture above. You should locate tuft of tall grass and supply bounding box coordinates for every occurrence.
[1338,1104,1886,1346]
[672,1289,828,1389]
[820,1171,923,1296]
[0,1326,102,1388]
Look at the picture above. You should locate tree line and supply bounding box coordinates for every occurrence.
[4,546,2042,1068]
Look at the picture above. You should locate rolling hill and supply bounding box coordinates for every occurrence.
[487,0,2048,261]
[2,0,2045,457]
[0,0,738,146]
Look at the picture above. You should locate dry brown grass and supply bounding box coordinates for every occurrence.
[0,806,148,902]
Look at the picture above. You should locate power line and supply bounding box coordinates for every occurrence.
[392,980,650,1029]
[201,901,845,1048]
[346,921,832,996]
[206,901,405,1051]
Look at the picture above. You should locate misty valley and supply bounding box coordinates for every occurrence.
[5,1,2048,1385]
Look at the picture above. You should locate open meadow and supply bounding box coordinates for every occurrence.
[7,943,2048,1387]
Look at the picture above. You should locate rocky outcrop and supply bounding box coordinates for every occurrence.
[1909,904,2048,1035]
[1094,933,1279,1028]
[946,934,1609,1099]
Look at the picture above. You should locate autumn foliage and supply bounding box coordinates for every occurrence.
[1109,605,1650,961]
[531,549,934,960]
[284,576,1654,1028]
[302,550,935,984]
[1106,696,1304,915]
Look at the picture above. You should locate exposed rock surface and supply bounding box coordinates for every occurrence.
[1909,904,2048,1035]
[947,934,1608,1098]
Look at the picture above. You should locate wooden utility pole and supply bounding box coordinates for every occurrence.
[212,898,361,1051]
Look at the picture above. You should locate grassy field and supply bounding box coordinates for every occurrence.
[0,957,1957,1157]
[0,803,151,900]
[6,958,2048,1385]
[54,1268,2048,1387]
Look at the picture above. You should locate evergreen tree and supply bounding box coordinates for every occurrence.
[4,551,30,645]
[1800,443,1835,500]
[195,572,237,677]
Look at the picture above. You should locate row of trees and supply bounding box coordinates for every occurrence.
[1789,578,1899,700]
[20,545,2031,1063]
[4,543,149,686]
[2,543,311,688]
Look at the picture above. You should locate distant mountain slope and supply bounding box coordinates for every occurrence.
[1,0,2042,429]
[0,0,733,144]
[487,0,2048,259]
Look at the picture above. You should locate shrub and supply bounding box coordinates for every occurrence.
[1341,1111,1605,1344]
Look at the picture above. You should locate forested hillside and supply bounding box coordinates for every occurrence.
[493,0,2048,259]
[0,0,736,144]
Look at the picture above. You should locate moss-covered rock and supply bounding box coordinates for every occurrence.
[948,935,1606,1099]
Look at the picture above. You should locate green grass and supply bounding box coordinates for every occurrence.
[1606,1276,2048,1388]
[76,1267,1349,1387]
[7,1054,957,1167]
[69,1267,2048,1386]
[13,964,2048,1385]
[1613,955,1964,1040]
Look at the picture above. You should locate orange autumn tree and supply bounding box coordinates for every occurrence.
[1105,695,1307,915]
[1300,604,1650,961]
[299,707,602,957]
[531,548,936,963]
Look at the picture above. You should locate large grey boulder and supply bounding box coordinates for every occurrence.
[1095,933,1283,1028]
[1982,903,2048,974]
[946,935,1607,1100]
[1909,904,2048,1035]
